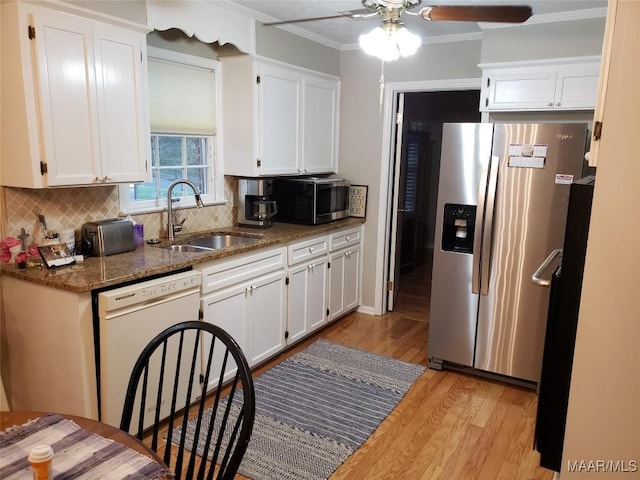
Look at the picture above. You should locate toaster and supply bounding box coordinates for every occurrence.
[81,218,135,256]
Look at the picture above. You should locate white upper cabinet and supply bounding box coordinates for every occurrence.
[0,1,150,188]
[303,76,339,174]
[257,64,301,175]
[221,55,340,177]
[479,57,601,112]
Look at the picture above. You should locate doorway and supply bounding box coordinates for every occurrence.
[387,90,481,322]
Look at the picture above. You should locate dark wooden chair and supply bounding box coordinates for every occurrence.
[120,321,255,480]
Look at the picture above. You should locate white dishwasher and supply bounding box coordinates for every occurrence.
[97,270,201,429]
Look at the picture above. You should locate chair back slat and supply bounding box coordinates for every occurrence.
[120,321,255,480]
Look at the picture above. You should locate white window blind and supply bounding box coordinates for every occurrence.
[148,58,216,135]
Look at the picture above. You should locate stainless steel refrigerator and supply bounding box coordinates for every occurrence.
[428,123,588,384]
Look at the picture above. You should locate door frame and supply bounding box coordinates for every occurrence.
[375,78,481,315]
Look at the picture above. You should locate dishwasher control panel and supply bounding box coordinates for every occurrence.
[99,271,201,314]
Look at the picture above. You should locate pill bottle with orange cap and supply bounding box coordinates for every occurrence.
[28,444,53,480]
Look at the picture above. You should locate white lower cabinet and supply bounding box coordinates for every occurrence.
[287,255,329,343]
[197,247,286,386]
[286,235,329,344]
[328,226,362,322]
[329,246,361,322]
[196,226,362,378]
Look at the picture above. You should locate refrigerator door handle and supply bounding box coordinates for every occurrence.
[479,156,500,296]
[472,160,490,294]
[532,249,563,287]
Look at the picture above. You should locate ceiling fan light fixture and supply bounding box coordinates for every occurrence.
[359,22,421,61]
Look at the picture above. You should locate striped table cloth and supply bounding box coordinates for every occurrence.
[0,414,172,479]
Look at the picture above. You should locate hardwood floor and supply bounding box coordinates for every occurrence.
[147,280,554,480]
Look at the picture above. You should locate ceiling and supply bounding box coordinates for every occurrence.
[225,0,607,49]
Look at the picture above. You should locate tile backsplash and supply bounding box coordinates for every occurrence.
[3,177,238,248]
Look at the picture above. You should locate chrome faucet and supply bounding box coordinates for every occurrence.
[167,179,205,240]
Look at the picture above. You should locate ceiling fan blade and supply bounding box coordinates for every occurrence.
[421,5,533,23]
[263,12,364,27]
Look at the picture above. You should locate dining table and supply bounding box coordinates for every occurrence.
[0,411,173,479]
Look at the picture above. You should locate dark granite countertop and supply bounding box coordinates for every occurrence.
[0,218,365,293]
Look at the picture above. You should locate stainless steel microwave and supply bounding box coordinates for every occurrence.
[272,177,351,225]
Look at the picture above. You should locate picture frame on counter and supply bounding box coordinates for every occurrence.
[349,185,368,218]
[38,243,75,268]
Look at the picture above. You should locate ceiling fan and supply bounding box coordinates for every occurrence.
[264,0,532,61]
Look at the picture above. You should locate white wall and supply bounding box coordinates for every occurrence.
[65,0,147,23]
[255,23,340,76]
[561,1,640,476]
[481,18,606,63]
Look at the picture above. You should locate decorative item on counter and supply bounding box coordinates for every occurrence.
[0,229,39,269]
[37,243,75,269]
[28,444,54,480]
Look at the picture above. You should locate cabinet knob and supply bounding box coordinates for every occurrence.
[304,169,309,173]
[555,102,561,106]
[345,236,350,242]
[308,247,314,253]
[547,102,553,107]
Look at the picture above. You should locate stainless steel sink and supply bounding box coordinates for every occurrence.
[186,234,261,250]
[163,244,214,253]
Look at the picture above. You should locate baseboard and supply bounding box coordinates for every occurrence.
[356,305,376,315]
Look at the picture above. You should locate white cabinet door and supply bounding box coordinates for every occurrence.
[302,76,338,174]
[329,246,361,322]
[257,64,301,175]
[343,247,361,314]
[307,256,329,331]
[483,71,557,111]
[287,263,309,343]
[94,25,149,183]
[287,257,329,344]
[553,69,600,110]
[200,284,248,387]
[247,271,286,366]
[32,9,101,186]
[329,250,346,321]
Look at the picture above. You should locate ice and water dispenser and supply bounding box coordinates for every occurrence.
[441,204,476,254]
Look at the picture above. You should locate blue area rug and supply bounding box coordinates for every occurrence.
[176,339,425,480]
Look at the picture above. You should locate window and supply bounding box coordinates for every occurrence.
[119,47,225,214]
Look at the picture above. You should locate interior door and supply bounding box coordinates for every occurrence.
[387,93,408,310]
